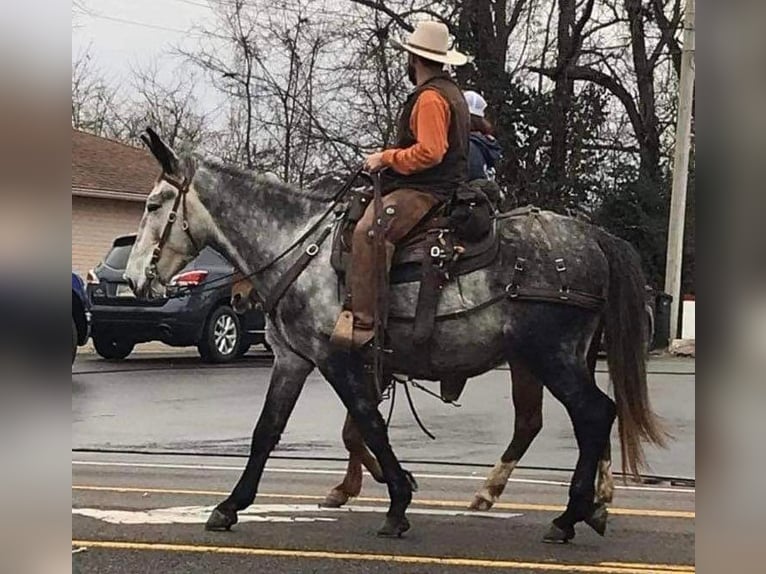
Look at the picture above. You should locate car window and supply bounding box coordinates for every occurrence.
[103,244,134,270]
[192,247,231,269]
[102,241,230,273]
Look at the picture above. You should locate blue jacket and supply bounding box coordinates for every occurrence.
[468,132,503,181]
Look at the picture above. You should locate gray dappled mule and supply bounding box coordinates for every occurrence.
[125,129,665,542]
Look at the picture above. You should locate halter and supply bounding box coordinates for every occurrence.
[145,172,200,280]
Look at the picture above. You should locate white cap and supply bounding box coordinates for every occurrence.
[464,90,487,117]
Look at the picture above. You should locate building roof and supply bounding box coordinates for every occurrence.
[72,129,159,200]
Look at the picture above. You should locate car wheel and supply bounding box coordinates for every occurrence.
[236,343,251,358]
[93,335,134,360]
[198,306,241,364]
[72,317,78,364]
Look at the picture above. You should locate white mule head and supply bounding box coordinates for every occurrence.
[124,128,209,299]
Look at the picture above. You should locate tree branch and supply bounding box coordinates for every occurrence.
[507,0,528,33]
[569,0,596,60]
[349,0,414,32]
[649,0,682,75]
[529,64,644,141]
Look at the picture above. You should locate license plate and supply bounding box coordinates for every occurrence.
[116,284,135,298]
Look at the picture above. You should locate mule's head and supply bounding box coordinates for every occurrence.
[124,128,211,298]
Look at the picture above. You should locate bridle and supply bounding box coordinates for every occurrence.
[145,172,200,280]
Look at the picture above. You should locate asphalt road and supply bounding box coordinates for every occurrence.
[72,352,695,573]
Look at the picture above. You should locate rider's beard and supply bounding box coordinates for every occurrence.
[407,61,417,86]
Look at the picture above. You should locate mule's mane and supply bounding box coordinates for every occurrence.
[198,157,343,203]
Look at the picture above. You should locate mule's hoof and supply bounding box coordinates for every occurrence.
[543,522,575,544]
[468,495,493,511]
[595,485,614,505]
[585,503,608,536]
[595,492,613,505]
[205,507,237,532]
[320,489,350,509]
[377,515,410,538]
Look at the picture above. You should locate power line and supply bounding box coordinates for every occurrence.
[85,3,359,40]
[161,0,353,21]
[85,12,229,39]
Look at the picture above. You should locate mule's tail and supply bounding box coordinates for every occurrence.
[598,231,667,479]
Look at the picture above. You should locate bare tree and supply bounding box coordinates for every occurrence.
[180,0,259,168]
[557,1,593,181]
[71,47,122,137]
[341,5,410,150]
[116,62,210,150]
[181,0,361,180]
[250,5,337,184]
[453,1,529,101]
[531,0,683,187]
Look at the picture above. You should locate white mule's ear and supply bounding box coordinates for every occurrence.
[141,127,180,176]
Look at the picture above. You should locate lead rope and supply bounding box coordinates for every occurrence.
[401,376,437,440]
[385,380,396,428]
[382,375,462,439]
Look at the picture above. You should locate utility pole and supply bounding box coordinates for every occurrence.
[664,0,695,341]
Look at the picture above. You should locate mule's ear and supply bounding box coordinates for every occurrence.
[142,127,180,175]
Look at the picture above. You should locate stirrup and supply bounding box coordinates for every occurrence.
[330,310,354,350]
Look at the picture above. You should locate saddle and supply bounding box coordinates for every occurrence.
[328,184,499,403]
[330,185,499,346]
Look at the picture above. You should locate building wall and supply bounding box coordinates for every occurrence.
[681,299,695,340]
[72,195,145,275]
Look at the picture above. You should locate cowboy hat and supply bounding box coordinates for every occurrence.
[390,21,469,66]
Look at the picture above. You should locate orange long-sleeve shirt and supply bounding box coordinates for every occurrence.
[380,89,451,175]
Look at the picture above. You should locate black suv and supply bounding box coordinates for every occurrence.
[87,235,267,363]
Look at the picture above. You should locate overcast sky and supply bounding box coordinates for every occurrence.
[73,0,212,83]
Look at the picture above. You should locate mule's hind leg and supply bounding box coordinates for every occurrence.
[539,365,616,543]
[589,324,615,506]
[506,308,616,543]
[596,439,615,504]
[470,362,543,510]
[322,414,384,508]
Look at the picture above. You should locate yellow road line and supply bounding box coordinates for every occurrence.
[72,485,695,519]
[599,563,695,572]
[72,540,694,573]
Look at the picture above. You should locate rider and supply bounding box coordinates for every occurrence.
[464,90,503,183]
[331,20,470,348]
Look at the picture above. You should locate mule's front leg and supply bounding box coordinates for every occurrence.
[206,348,313,531]
[322,351,413,537]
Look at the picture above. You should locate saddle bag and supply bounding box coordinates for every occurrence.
[448,185,493,242]
[467,178,502,208]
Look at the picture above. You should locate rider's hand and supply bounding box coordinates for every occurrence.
[364,151,386,172]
